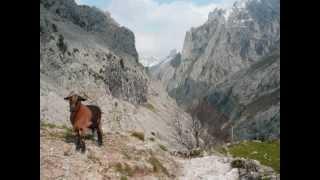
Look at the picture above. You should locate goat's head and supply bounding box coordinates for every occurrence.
[64,93,87,112]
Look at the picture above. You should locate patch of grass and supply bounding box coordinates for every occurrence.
[215,145,228,155]
[131,131,145,141]
[148,156,169,176]
[261,176,271,180]
[41,121,71,131]
[120,176,128,180]
[114,162,134,177]
[144,102,156,112]
[227,140,280,173]
[158,144,167,151]
[63,127,74,143]
[41,121,58,129]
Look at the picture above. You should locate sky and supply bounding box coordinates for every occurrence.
[75,0,236,59]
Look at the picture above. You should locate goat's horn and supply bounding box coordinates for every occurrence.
[68,91,75,96]
[80,91,90,99]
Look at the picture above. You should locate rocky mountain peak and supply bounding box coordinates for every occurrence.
[150,0,280,142]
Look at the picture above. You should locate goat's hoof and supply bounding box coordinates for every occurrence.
[98,142,103,146]
[81,148,86,153]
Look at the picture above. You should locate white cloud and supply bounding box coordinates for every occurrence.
[103,0,236,58]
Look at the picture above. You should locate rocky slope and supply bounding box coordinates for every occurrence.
[40,0,147,104]
[40,125,180,179]
[41,125,279,179]
[40,0,194,150]
[151,0,280,142]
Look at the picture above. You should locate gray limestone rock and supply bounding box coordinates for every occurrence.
[150,0,280,141]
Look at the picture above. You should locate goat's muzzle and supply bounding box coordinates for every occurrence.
[70,107,76,112]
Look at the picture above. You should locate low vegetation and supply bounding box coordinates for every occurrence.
[131,131,145,141]
[222,140,280,173]
[158,144,167,151]
[41,121,60,129]
[143,102,156,112]
[148,156,169,176]
[189,148,203,157]
[120,176,128,180]
[114,162,134,177]
[40,121,95,142]
[57,34,68,54]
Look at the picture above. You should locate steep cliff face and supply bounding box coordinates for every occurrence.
[170,0,279,107]
[40,0,147,105]
[195,48,280,142]
[151,0,280,141]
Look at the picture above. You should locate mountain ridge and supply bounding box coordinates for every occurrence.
[150,0,280,142]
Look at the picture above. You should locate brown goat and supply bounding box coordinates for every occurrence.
[64,93,103,153]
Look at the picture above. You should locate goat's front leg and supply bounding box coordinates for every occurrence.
[75,130,81,151]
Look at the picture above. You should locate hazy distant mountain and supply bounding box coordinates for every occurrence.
[139,55,161,67]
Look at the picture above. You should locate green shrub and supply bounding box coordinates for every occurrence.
[144,103,156,112]
[57,34,67,54]
[190,148,202,157]
[159,144,167,151]
[231,159,246,169]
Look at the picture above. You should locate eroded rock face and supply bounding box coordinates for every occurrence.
[40,0,148,107]
[196,48,280,141]
[169,0,279,106]
[151,0,280,141]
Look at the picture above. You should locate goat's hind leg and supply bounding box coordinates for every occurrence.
[79,129,86,153]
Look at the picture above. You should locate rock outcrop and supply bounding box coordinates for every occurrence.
[40,0,147,103]
[151,0,280,141]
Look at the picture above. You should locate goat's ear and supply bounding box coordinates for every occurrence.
[79,96,87,101]
[64,96,70,100]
